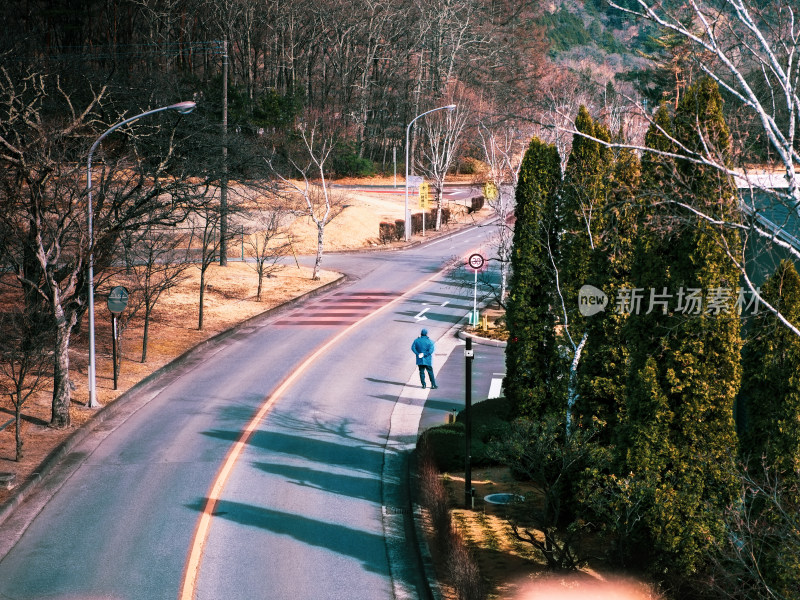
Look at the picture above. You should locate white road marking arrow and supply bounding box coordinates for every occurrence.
[488,377,505,399]
[414,308,430,321]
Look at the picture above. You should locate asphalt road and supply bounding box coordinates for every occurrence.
[0,219,503,600]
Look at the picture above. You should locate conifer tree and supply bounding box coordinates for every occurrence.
[577,142,641,434]
[740,259,800,475]
[559,106,613,324]
[558,106,613,428]
[505,137,562,418]
[619,79,741,582]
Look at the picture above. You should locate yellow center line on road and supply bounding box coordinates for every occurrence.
[178,265,455,600]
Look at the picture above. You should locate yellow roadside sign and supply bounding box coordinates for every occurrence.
[483,181,498,201]
[419,181,430,209]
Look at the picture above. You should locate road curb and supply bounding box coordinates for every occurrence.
[457,329,508,348]
[0,274,348,528]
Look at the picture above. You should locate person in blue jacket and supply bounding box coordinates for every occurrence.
[411,328,438,389]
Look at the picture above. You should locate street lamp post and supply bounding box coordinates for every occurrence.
[86,101,195,408]
[404,104,456,241]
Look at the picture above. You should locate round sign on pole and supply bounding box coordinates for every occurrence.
[467,253,485,271]
[107,286,129,314]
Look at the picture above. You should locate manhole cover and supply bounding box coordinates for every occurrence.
[483,493,523,505]
[383,506,410,515]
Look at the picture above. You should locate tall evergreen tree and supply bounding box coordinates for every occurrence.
[740,259,800,475]
[576,142,641,434]
[505,137,562,418]
[735,259,800,598]
[619,79,741,583]
[558,107,613,428]
[559,106,613,323]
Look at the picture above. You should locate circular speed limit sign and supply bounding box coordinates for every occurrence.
[467,253,485,271]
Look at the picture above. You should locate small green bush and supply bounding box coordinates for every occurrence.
[331,143,377,177]
[423,423,465,472]
[422,397,511,472]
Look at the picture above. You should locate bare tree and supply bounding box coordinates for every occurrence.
[0,70,104,427]
[0,67,204,425]
[477,120,527,304]
[418,99,469,230]
[116,226,193,362]
[268,121,346,280]
[244,210,292,301]
[711,458,800,600]
[192,203,222,331]
[0,303,50,461]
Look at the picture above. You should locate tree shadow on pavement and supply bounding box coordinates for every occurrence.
[185,498,389,575]
[252,461,379,502]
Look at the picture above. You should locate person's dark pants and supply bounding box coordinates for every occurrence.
[418,365,437,388]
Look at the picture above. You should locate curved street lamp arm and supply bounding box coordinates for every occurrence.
[404,104,457,241]
[86,100,195,408]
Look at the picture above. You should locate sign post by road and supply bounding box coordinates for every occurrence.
[464,335,474,508]
[419,181,430,236]
[467,253,485,326]
[107,286,129,390]
[405,175,424,240]
[483,181,498,202]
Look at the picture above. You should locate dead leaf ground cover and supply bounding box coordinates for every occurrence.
[434,467,662,600]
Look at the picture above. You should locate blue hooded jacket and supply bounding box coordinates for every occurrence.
[411,331,435,366]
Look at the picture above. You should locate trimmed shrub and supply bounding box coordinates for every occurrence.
[411,212,423,234]
[427,207,450,227]
[394,219,405,241]
[379,221,395,244]
[442,207,451,224]
[423,397,511,472]
[423,423,466,472]
[468,196,485,213]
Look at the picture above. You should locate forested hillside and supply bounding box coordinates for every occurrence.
[0,0,656,174]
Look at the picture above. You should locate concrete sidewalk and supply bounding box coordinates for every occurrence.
[417,337,506,434]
